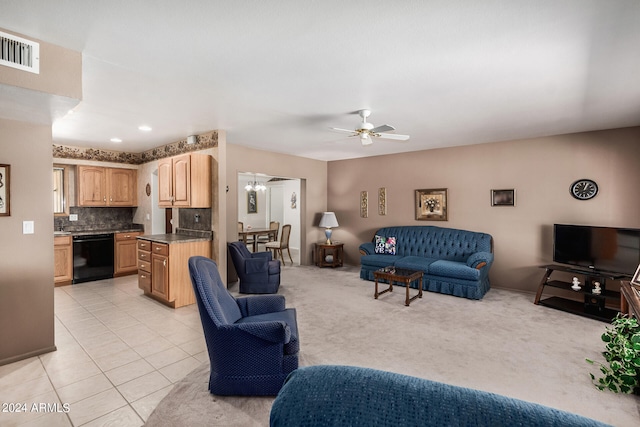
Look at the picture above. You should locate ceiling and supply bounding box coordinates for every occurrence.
[1,1,639,161]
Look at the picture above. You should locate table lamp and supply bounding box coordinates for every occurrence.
[319,212,339,244]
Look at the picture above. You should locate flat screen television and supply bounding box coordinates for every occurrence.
[553,224,640,276]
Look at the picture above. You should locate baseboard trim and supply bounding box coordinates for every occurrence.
[0,345,57,367]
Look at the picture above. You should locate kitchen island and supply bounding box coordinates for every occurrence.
[137,232,212,308]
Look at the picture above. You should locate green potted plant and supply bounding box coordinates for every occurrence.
[586,313,640,394]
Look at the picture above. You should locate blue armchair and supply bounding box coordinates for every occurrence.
[228,241,281,294]
[188,256,299,396]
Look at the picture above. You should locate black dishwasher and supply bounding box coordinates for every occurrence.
[73,233,114,283]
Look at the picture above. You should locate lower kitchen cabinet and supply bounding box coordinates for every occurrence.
[137,237,211,308]
[151,244,169,301]
[54,235,73,286]
[114,231,142,276]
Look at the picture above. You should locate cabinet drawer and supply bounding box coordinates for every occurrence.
[152,243,169,256]
[138,240,151,251]
[138,250,150,261]
[54,235,72,246]
[138,271,151,292]
[138,260,151,273]
[116,231,141,241]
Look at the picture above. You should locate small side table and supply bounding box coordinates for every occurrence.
[315,242,344,268]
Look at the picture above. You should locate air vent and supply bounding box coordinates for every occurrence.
[0,31,39,74]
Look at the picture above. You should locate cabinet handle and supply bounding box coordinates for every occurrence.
[163,259,166,267]
[103,197,106,202]
[125,235,130,238]
[140,243,146,247]
[140,275,146,279]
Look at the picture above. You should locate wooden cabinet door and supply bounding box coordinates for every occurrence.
[189,154,212,208]
[77,166,106,206]
[151,253,169,301]
[115,240,138,275]
[54,237,73,285]
[158,158,173,207]
[172,154,191,207]
[108,168,137,206]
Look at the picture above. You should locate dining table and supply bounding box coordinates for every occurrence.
[238,228,278,252]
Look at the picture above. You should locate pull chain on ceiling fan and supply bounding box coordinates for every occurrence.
[330,109,410,146]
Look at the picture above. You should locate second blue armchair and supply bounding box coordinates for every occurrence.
[228,241,281,294]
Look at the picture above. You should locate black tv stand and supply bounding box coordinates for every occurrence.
[534,264,623,322]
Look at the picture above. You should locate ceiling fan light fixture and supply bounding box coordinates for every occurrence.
[360,133,373,145]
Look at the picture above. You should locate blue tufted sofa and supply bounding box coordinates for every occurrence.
[270,365,611,427]
[359,225,494,299]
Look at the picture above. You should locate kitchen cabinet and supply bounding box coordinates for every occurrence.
[151,244,169,301]
[137,237,211,308]
[107,168,137,206]
[158,153,211,208]
[137,240,152,293]
[114,231,142,276]
[54,235,73,286]
[77,166,137,207]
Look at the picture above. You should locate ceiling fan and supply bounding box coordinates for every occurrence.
[330,109,410,146]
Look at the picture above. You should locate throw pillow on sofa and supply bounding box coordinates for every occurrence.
[374,235,397,255]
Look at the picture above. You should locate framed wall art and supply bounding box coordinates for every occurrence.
[0,164,10,216]
[360,191,368,218]
[247,190,257,214]
[491,189,516,206]
[378,187,386,216]
[415,188,447,221]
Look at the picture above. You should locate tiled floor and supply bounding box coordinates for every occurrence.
[0,275,209,426]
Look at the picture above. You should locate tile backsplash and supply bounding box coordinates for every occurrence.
[179,208,212,231]
[55,207,141,232]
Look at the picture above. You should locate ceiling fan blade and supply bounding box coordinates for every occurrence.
[329,127,357,134]
[370,124,395,133]
[376,132,410,141]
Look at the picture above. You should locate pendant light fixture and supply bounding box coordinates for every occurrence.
[245,175,267,192]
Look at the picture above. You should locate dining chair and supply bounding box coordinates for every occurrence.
[265,224,293,266]
[257,221,280,249]
[238,221,254,247]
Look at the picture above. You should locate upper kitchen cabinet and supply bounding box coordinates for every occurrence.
[108,168,137,206]
[77,166,138,207]
[158,153,211,208]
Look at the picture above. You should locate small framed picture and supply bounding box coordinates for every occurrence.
[0,164,10,217]
[491,189,515,207]
[631,264,640,286]
[415,188,447,221]
[247,190,257,214]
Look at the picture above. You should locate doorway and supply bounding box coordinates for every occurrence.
[237,172,301,265]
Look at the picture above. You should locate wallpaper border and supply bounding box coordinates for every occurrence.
[53,131,218,165]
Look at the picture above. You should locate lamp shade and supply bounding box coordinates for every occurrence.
[319,212,339,228]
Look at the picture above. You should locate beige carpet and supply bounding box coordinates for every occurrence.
[146,265,639,426]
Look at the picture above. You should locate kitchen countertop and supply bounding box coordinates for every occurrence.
[137,233,213,244]
[53,227,144,237]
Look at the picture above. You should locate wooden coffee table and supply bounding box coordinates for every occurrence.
[373,267,423,306]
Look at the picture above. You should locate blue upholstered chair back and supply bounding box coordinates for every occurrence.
[188,256,242,326]
[230,240,253,259]
[374,226,493,261]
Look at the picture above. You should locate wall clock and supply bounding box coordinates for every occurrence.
[570,179,598,200]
